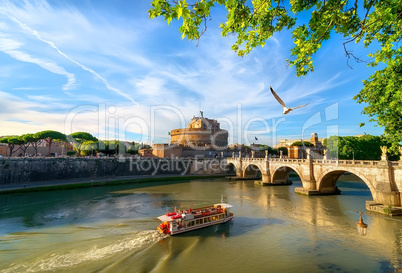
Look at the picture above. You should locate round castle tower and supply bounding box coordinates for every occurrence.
[170,112,228,147]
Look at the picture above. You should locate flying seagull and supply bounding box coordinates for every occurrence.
[270,86,309,115]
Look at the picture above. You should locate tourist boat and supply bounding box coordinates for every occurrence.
[157,203,233,235]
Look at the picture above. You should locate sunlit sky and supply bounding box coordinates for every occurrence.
[0,0,383,146]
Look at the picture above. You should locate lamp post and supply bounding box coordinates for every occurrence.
[356,212,368,236]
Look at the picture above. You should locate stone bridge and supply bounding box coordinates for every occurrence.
[226,155,402,210]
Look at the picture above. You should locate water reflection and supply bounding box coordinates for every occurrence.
[0,177,401,272]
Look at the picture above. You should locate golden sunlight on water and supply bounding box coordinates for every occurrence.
[0,177,401,272]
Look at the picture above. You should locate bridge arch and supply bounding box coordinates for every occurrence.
[225,163,236,175]
[317,169,375,196]
[271,165,303,185]
[243,163,262,178]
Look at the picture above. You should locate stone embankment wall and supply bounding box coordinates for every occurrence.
[0,157,229,185]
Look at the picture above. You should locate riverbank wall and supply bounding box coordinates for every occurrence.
[0,157,229,185]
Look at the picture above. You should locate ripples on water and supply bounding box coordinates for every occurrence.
[1,229,165,273]
[0,176,401,272]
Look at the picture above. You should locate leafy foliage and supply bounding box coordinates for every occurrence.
[127,142,141,154]
[97,140,127,155]
[34,130,66,142]
[259,144,277,154]
[80,140,98,156]
[67,151,76,156]
[258,144,287,155]
[291,141,314,147]
[18,133,38,155]
[149,0,402,145]
[0,136,23,156]
[34,130,66,156]
[69,132,98,155]
[69,132,98,143]
[277,146,288,156]
[324,134,399,160]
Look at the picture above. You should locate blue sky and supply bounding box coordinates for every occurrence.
[0,0,383,146]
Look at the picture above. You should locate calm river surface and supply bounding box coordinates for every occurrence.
[1,176,401,273]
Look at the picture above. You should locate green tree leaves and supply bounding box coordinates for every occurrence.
[291,141,314,147]
[34,130,66,156]
[149,0,402,146]
[324,135,399,160]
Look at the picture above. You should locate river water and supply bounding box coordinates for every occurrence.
[0,176,401,273]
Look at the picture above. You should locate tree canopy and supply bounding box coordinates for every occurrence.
[68,132,98,155]
[68,132,98,143]
[0,136,23,156]
[34,130,66,156]
[324,134,399,160]
[291,141,314,147]
[18,133,38,155]
[34,130,66,142]
[149,0,402,148]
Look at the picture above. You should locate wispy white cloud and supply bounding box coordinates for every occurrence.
[0,36,76,89]
[0,6,138,104]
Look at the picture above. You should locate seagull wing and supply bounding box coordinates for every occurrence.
[270,86,286,108]
[291,103,309,110]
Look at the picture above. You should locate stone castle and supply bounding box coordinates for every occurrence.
[170,111,228,147]
[151,112,246,158]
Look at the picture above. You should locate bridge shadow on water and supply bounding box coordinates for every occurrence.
[336,177,373,197]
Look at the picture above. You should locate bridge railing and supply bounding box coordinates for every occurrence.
[313,159,382,166]
[241,157,266,161]
[227,157,401,167]
[270,158,306,163]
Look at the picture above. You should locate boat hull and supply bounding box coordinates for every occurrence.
[169,215,233,235]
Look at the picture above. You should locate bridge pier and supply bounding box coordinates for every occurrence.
[236,169,244,178]
[373,191,401,207]
[261,174,270,183]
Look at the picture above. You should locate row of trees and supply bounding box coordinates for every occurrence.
[263,135,399,160]
[0,130,66,157]
[2,130,399,160]
[259,144,288,156]
[0,130,140,157]
[324,135,399,161]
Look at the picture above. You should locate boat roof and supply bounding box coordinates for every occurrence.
[157,215,174,222]
[214,203,233,208]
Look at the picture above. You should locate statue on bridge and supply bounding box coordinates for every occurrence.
[251,151,255,158]
[399,147,402,162]
[306,148,311,160]
[265,150,268,159]
[323,149,328,160]
[381,146,388,161]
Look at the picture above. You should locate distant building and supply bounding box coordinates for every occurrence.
[152,144,182,158]
[274,134,326,149]
[277,133,326,159]
[0,143,7,157]
[138,148,153,158]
